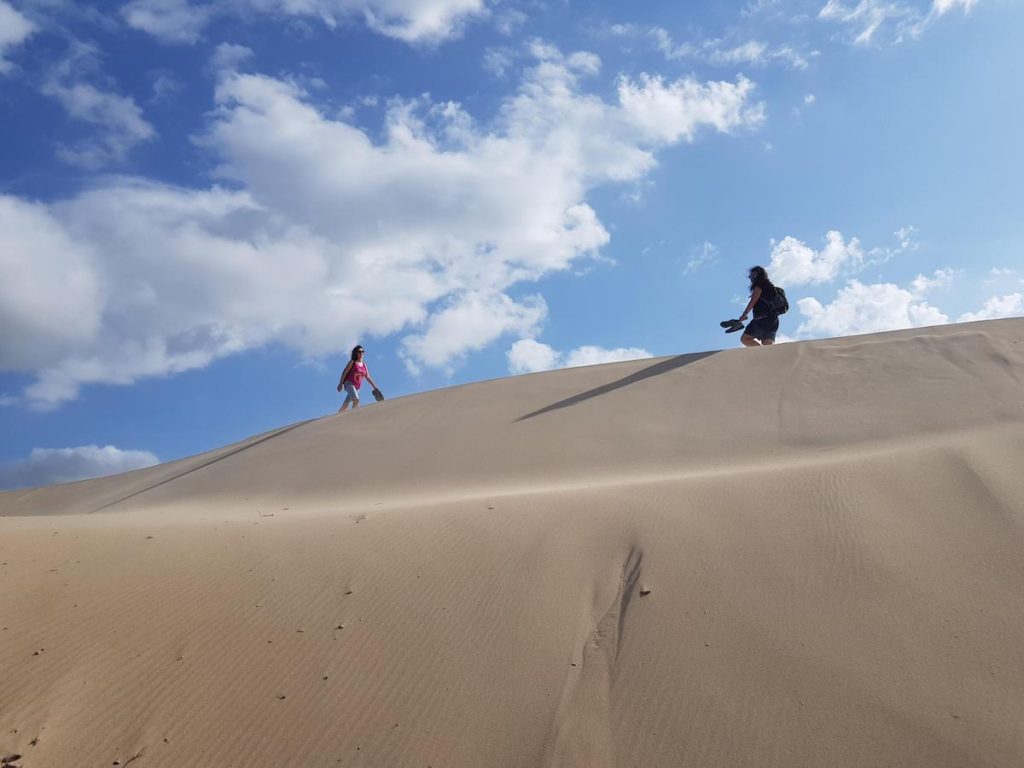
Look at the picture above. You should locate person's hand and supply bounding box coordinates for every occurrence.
[739,314,748,321]
[336,382,343,392]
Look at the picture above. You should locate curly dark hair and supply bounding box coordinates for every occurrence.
[748,265,775,295]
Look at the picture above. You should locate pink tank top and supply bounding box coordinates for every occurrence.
[346,361,367,389]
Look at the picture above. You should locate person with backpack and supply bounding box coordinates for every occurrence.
[736,265,786,347]
[336,345,383,412]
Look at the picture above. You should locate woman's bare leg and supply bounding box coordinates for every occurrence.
[741,334,760,347]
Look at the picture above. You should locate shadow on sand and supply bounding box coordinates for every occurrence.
[515,350,718,422]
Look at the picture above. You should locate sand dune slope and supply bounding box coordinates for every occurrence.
[2,319,1023,767]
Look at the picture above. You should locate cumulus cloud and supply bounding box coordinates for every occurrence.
[401,292,547,374]
[507,339,651,375]
[0,1,34,73]
[0,197,103,370]
[618,73,765,144]
[768,227,917,287]
[1,46,763,407]
[768,230,866,286]
[121,0,488,44]
[910,268,954,295]
[794,279,949,338]
[958,293,1024,323]
[507,338,560,374]
[0,445,159,490]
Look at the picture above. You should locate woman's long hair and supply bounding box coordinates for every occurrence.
[748,265,775,295]
[350,345,364,362]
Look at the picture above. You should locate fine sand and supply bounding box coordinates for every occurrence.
[2,318,1023,767]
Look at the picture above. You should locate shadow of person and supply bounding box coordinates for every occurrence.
[515,350,717,422]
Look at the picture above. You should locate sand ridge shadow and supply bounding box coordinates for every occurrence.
[84,418,318,514]
[516,351,717,422]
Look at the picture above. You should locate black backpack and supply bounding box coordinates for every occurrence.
[768,286,789,315]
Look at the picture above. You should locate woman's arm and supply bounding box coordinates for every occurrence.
[739,287,761,321]
[365,368,378,389]
[337,361,353,391]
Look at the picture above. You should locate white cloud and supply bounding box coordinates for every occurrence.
[742,0,784,16]
[40,42,157,167]
[494,8,526,36]
[0,196,103,371]
[564,345,652,367]
[43,81,157,166]
[910,268,954,295]
[983,267,1017,286]
[401,292,547,374]
[958,293,1024,323]
[1,46,764,407]
[121,0,488,44]
[650,27,813,70]
[483,46,515,78]
[892,224,918,253]
[684,241,718,274]
[507,339,651,374]
[211,42,254,72]
[507,338,560,374]
[0,0,35,73]
[819,0,923,44]
[768,230,866,286]
[819,0,982,45]
[795,279,949,338]
[149,70,184,103]
[768,227,917,287]
[121,0,213,44]
[0,445,159,490]
[932,0,979,15]
[618,73,765,145]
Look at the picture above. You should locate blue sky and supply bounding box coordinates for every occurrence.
[1,0,1022,489]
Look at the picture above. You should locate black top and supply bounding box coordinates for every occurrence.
[753,286,777,319]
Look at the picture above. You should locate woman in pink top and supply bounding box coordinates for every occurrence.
[336,345,380,412]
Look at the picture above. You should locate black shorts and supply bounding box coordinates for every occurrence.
[744,315,779,341]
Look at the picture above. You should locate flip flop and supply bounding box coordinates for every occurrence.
[723,319,745,333]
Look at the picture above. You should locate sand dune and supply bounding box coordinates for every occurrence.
[2,318,1023,767]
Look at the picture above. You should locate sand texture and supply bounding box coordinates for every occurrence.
[2,318,1024,767]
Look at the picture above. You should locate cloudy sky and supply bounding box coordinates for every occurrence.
[1,0,1022,488]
